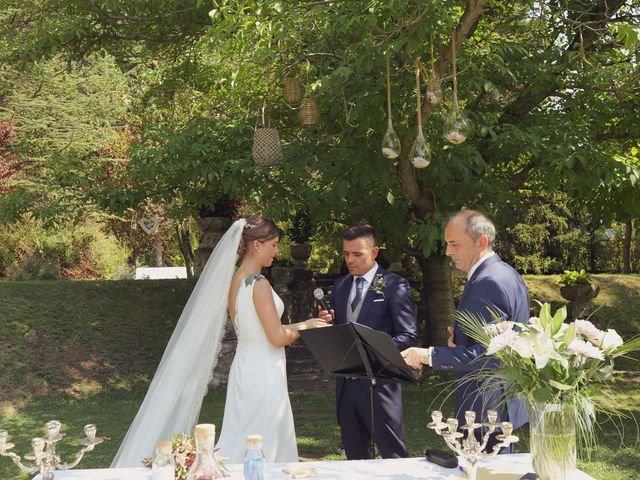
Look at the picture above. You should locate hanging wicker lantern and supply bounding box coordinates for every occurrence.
[252,106,283,167]
[283,77,303,106]
[298,96,319,126]
[253,126,283,166]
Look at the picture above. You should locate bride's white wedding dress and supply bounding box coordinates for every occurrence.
[111,219,298,469]
[216,274,298,463]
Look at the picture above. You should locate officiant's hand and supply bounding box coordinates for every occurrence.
[447,326,456,347]
[317,306,334,324]
[401,347,430,369]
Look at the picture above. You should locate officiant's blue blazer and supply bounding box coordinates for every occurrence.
[332,265,418,459]
[431,254,530,430]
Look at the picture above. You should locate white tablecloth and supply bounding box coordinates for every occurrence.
[33,454,594,479]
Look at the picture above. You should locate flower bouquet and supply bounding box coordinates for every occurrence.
[457,302,640,480]
[143,433,229,480]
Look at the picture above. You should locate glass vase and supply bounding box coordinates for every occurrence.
[381,125,401,159]
[528,401,577,480]
[409,132,431,169]
[443,108,470,144]
[187,424,225,480]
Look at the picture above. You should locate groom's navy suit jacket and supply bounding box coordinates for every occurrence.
[431,254,530,430]
[332,266,418,459]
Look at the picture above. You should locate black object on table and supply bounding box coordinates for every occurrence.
[424,449,458,469]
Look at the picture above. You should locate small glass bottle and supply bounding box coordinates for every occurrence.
[243,434,265,480]
[186,424,225,480]
[152,440,175,480]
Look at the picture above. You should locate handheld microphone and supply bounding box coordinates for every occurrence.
[313,288,334,320]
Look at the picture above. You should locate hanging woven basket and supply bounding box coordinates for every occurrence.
[283,77,303,106]
[253,126,283,166]
[253,102,283,166]
[298,96,319,126]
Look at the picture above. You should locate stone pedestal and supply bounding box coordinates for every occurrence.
[289,244,315,322]
[194,216,233,276]
[272,266,294,324]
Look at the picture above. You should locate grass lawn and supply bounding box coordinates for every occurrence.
[1,275,639,479]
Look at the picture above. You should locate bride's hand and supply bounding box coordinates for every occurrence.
[302,318,331,330]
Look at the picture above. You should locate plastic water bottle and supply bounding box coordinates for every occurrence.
[243,434,265,480]
[152,440,174,480]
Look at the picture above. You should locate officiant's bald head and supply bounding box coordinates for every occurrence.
[445,210,495,273]
[447,210,496,248]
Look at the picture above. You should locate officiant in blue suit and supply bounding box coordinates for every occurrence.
[325,224,418,460]
[402,210,529,452]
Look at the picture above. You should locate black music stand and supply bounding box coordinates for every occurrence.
[299,323,420,458]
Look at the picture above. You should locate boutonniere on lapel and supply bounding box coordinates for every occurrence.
[370,274,385,296]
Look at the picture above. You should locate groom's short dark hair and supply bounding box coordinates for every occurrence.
[342,224,376,246]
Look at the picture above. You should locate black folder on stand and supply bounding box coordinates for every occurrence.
[299,322,420,458]
[299,322,420,384]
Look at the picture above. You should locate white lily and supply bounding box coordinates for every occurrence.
[512,335,535,359]
[513,331,564,369]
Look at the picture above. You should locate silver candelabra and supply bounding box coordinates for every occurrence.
[0,420,104,480]
[428,410,518,480]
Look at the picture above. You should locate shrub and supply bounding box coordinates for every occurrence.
[289,210,313,244]
[554,269,593,287]
[7,255,60,280]
[0,217,128,280]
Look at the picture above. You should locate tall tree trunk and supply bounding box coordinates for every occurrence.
[176,219,194,279]
[588,227,597,272]
[153,238,164,267]
[623,219,632,274]
[416,254,455,346]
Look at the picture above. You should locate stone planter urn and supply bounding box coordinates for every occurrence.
[560,284,600,319]
[290,243,312,265]
[560,284,600,302]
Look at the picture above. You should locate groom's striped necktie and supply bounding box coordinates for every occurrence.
[351,277,365,311]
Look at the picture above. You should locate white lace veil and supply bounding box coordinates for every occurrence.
[111,218,247,467]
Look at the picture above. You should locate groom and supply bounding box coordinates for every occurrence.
[326,224,418,460]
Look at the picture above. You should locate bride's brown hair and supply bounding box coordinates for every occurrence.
[238,215,282,259]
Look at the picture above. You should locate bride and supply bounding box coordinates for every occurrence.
[111,215,329,467]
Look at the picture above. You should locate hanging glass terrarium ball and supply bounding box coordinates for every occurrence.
[426,73,442,106]
[381,126,401,159]
[410,133,431,169]
[444,109,470,145]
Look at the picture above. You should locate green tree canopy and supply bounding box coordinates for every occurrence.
[1,0,638,342]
